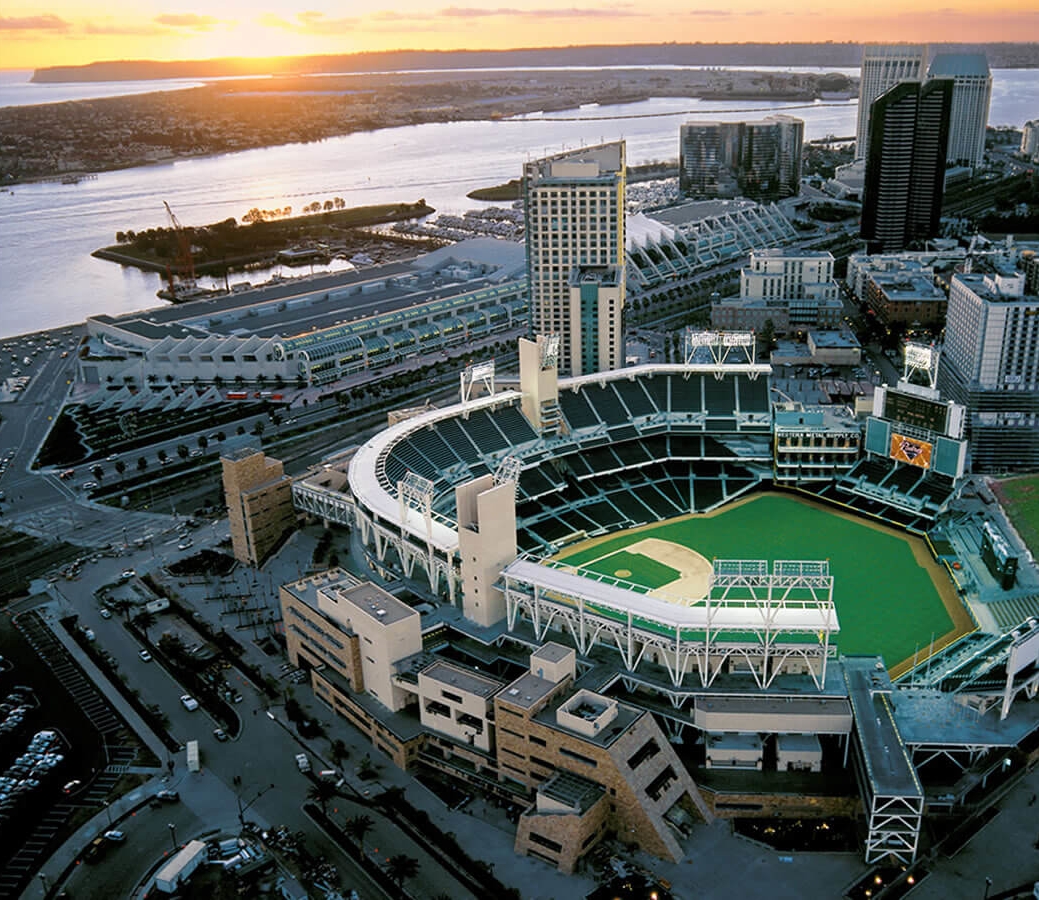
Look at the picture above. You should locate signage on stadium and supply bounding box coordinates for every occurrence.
[722,332,754,347]
[903,343,935,369]
[468,361,495,381]
[890,432,933,469]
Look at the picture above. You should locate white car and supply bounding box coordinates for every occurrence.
[103,830,126,842]
[99,608,112,619]
[180,695,199,711]
[121,569,136,579]
[177,539,193,551]
[139,650,152,662]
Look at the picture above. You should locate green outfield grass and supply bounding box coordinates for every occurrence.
[582,550,680,589]
[557,493,954,667]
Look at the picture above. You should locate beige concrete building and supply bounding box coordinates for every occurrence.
[417,660,503,754]
[456,474,517,628]
[221,445,296,566]
[281,570,422,713]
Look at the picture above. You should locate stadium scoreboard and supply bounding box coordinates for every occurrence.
[882,389,949,434]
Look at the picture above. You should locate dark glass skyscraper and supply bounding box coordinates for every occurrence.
[861,79,953,253]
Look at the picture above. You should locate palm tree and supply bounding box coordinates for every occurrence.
[330,738,349,766]
[344,814,374,851]
[385,854,419,891]
[307,780,337,815]
[133,610,157,642]
[111,597,133,622]
[176,444,189,460]
[115,459,126,479]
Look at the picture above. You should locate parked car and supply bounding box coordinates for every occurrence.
[177,539,193,550]
[180,695,199,711]
[156,789,179,802]
[121,569,136,579]
[103,830,126,842]
[99,608,112,619]
[139,650,152,662]
[213,728,228,742]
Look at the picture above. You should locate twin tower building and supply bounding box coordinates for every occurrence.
[857,45,992,252]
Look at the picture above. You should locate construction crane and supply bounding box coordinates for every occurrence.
[163,201,196,297]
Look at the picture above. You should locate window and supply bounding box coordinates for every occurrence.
[529,735,546,747]
[441,690,463,704]
[528,832,562,853]
[559,747,596,768]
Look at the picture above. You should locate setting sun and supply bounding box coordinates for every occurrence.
[1,1,1036,70]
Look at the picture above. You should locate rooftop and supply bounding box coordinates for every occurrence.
[927,52,991,78]
[330,582,417,627]
[532,642,573,665]
[421,660,504,698]
[537,770,605,815]
[499,670,560,710]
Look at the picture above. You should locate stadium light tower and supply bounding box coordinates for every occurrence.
[460,359,496,409]
[683,329,757,372]
[902,342,940,390]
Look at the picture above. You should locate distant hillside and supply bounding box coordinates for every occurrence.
[32,42,1039,83]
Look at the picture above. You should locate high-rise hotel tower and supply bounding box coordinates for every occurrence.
[855,44,928,159]
[523,142,626,376]
[927,52,992,170]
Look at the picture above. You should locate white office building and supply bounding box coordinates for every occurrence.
[927,53,992,170]
[938,270,1039,472]
[855,44,928,159]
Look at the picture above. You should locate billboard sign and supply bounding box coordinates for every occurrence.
[468,361,495,381]
[890,433,933,469]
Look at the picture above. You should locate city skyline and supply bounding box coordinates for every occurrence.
[2,3,1036,71]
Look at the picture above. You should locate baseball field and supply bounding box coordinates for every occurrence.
[554,492,972,674]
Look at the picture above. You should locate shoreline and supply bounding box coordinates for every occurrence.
[1,67,855,186]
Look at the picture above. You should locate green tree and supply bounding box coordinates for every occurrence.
[385,854,419,890]
[345,814,374,851]
[307,780,337,815]
[115,460,126,478]
[252,419,266,437]
[137,457,148,472]
[197,435,209,451]
[157,448,168,464]
[91,465,103,481]
[176,444,189,460]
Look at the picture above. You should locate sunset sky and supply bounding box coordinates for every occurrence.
[2,1,1036,71]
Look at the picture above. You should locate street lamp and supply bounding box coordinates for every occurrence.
[236,782,276,827]
[983,877,992,900]
[104,799,112,827]
[167,822,177,851]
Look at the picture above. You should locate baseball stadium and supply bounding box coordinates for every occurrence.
[291,333,1039,874]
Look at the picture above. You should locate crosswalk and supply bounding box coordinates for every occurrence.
[6,501,175,552]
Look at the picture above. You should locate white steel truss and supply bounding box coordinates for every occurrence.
[500,556,837,690]
[682,330,757,375]
[460,359,496,407]
[864,793,924,865]
[292,480,354,525]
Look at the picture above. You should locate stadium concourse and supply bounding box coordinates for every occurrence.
[290,334,1039,879]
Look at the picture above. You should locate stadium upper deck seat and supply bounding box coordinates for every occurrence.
[634,482,685,519]
[386,442,440,481]
[704,376,736,413]
[519,464,561,499]
[642,375,669,413]
[584,383,629,426]
[614,379,657,418]
[738,375,770,413]
[435,418,483,464]
[559,390,601,430]
[614,440,652,467]
[492,405,538,445]
[460,409,511,454]
[886,465,925,493]
[693,479,724,510]
[409,428,463,471]
[670,374,702,413]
